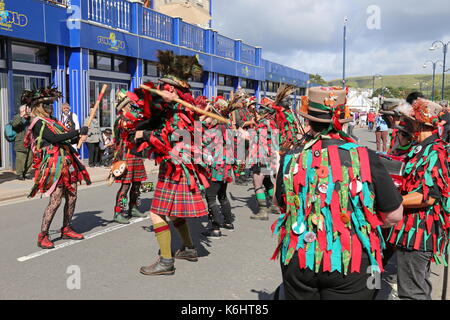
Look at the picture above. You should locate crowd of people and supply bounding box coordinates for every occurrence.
[10,50,450,300]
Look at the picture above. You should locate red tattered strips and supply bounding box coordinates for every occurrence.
[351,234,362,273]
[328,145,343,182]
[357,147,372,183]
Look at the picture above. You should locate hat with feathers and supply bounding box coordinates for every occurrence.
[395,98,443,127]
[21,86,62,109]
[156,50,203,90]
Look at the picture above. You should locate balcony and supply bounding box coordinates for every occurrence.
[46,0,69,6]
[78,0,260,65]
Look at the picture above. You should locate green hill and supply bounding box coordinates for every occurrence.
[328,74,450,91]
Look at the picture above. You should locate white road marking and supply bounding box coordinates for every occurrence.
[17,217,150,262]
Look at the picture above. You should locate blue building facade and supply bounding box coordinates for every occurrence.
[0,0,309,170]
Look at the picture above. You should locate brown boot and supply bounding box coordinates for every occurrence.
[140,257,175,276]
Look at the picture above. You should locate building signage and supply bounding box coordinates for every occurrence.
[0,0,28,32]
[97,32,126,52]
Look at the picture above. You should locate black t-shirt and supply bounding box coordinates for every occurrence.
[275,139,403,213]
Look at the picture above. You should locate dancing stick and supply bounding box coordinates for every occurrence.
[140,85,230,125]
[77,84,108,149]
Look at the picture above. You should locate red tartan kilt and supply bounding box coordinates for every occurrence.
[115,156,147,183]
[150,170,208,218]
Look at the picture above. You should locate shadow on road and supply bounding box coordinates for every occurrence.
[229,191,259,214]
[70,210,111,233]
[0,171,18,184]
[251,284,284,300]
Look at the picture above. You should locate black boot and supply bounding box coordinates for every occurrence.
[174,247,199,262]
[140,257,175,276]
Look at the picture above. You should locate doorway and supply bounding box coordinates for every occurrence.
[89,81,128,129]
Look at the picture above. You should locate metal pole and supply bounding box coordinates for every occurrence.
[432,63,436,101]
[342,18,347,87]
[442,44,447,101]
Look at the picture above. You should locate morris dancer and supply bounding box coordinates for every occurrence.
[22,87,90,249]
[112,89,148,224]
[134,51,210,275]
[272,87,403,300]
[201,97,237,238]
[388,98,450,300]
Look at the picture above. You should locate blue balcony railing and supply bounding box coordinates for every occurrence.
[180,21,205,52]
[87,0,131,32]
[215,34,235,60]
[241,43,256,65]
[142,7,173,43]
[81,0,258,65]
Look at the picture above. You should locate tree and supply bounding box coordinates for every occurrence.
[309,74,327,85]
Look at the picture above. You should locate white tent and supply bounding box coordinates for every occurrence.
[347,88,374,113]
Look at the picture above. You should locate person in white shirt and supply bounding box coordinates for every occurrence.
[60,103,80,150]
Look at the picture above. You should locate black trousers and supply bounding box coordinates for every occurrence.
[87,142,100,166]
[396,248,433,300]
[281,251,378,300]
[205,181,232,230]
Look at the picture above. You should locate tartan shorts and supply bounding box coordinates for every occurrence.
[115,156,147,184]
[150,170,208,218]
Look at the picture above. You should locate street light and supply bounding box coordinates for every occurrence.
[423,60,444,101]
[414,81,428,93]
[342,17,348,87]
[430,40,450,100]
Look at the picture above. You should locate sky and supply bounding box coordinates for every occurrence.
[212,0,450,81]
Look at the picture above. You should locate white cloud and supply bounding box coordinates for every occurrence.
[212,0,450,79]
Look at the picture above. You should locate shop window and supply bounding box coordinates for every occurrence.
[114,56,128,73]
[89,51,96,69]
[218,74,234,87]
[241,78,255,90]
[144,61,161,77]
[97,53,112,71]
[11,42,49,64]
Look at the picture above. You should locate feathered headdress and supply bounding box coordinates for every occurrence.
[21,86,62,108]
[395,98,443,127]
[274,84,296,107]
[156,50,203,90]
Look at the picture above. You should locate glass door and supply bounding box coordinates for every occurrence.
[90,81,128,130]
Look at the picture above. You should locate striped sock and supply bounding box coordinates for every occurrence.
[173,218,193,248]
[153,221,172,259]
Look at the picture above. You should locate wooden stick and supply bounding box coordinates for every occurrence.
[77,84,108,149]
[140,85,230,125]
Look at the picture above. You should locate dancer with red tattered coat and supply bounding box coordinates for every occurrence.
[22,87,91,249]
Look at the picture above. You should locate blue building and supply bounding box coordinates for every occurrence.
[0,0,309,170]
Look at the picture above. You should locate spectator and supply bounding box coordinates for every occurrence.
[360,112,367,127]
[348,112,359,142]
[375,112,389,153]
[60,102,80,149]
[367,111,375,131]
[100,128,114,167]
[11,105,32,180]
[84,105,101,167]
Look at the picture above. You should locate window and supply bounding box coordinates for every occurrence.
[114,56,128,73]
[144,61,161,77]
[97,53,112,71]
[241,78,255,90]
[89,51,96,69]
[11,42,49,64]
[218,74,234,87]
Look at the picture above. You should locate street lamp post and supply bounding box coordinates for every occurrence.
[430,41,450,100]
[342,17,348,87]
[371,74,382,108]
[423,60,443,101]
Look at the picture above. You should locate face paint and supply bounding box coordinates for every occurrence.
[43,104,53,116]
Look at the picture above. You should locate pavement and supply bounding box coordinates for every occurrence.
[0,160,160,202]
[0,127,447,300]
